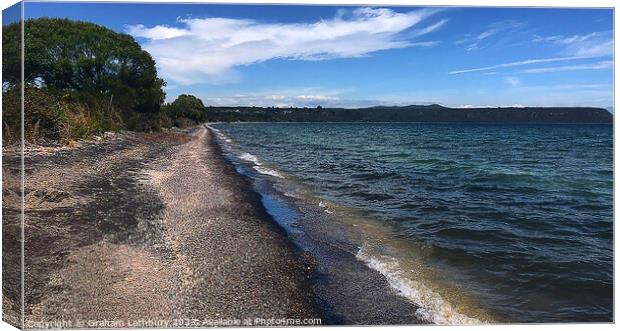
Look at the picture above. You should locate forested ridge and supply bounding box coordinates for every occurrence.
[206,104,613,124]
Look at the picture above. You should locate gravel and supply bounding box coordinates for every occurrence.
[2,126,319,329]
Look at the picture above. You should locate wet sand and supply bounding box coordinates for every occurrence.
[2,126,319,328]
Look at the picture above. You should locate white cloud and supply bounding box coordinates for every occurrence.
[455,29,498,51]
[408,41,441,47]
[521,60,613,73]
[125,24,190,39]
[127,7,445,85]
[455,20,525,51]
[519,83,609,90]
[504,76,520,86]
[410,18,448,37]
[476,28,499,40]
[184,86,449,108]
[533,31,613,57]
[167,86,359,107]
[197,93,378,108]
[457,103,524,108]
[448,56,592,74]
[569,39,613,57]
[451,29,613,75]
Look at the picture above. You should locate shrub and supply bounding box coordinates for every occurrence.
[162,95,208,127]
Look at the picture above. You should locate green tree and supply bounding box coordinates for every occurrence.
[163,94,207,127]
[2,18,168,142]
[3,18,165,113]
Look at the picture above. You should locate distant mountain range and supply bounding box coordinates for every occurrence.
[207,104,613,124]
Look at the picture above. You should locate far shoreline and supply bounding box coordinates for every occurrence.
[208,121,613,125]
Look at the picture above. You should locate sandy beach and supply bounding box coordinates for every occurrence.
[2,126,319,328]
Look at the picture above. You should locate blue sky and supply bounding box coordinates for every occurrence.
[21,3,614,108]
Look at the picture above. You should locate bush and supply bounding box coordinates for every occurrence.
[162,94,208,127]
[2,86,21,144]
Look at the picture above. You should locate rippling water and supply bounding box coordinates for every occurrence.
[212,122,613,323]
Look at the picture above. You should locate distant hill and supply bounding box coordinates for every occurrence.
[207,104,613,124]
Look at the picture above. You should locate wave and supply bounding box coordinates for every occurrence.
[253,165,285,178]
[208,126,233,143]
[239,152,262,165]
[356,246,481,325]
[236,151,284,178]
[209,126,282,179]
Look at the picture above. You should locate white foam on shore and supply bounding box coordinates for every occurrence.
[253,166,285,178]
[239,152,262,166]
[208,126,232,143]
[212,129,234,145]
[283,191,301,198]
[356,246,481,325]
[318,201,334,214]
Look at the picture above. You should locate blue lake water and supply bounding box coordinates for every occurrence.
[212,122,613,323]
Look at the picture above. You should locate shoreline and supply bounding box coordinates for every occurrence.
[209,125,433,325]
[208,121,613,324]
[3,126,320,328]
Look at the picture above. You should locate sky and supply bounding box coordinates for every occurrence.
[18,2,615,108]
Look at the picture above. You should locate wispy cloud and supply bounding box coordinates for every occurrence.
[451,28,613,75]
[522,83,609,90]
[204,93,341,108]
[194,90,381,108]
[532,31,613,57]
[504,76,521,86]
[521,60,613,73]
[410,18,449,37]
[409,41,441,47]
[455,20,525,51]
[455,29,498,51]
[448,56,592,74]
[126,7,446,85]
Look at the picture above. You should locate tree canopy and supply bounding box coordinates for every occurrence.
[163,94,208,126]
[3,18,165,113]
[2,18,171,143]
